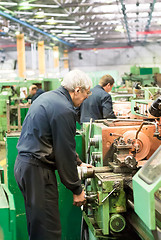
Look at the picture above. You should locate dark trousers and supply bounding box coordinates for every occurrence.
[14,157,61,240]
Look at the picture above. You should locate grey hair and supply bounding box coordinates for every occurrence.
[61,69,92,91]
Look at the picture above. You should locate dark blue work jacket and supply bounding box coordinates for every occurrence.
[80,85,116,123]
[31,88,45,103]
[17,86,82,195]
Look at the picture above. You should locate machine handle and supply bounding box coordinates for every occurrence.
[101,181,120,203]
[101,188,116,203]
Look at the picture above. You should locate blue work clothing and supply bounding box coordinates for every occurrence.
[31,88,44,103]
[80,85,116,123]
[14,86,82,240]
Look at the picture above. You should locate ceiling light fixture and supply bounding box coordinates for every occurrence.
[65,37,95,40]
[35,9,45,18]
[46,17,55,24]
[115,25,124,33]
[23,4,59,8]
[15,11,68,17]
[50,29,62,33]
[46,19,75,24]
[19,2,29,7]
[0,2,17,6]
[70,34,91,37]
[55,26,81,29]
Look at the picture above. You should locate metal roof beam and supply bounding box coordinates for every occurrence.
[119,0,131,44]
[143,0,156,42]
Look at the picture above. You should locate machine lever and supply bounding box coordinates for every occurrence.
[102,188,116,203]
[102,181,120,203]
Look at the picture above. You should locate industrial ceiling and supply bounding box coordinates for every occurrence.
[0,0,161,49]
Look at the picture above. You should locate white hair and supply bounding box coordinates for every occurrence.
[61,69,92,91]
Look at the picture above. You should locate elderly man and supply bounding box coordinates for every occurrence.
[14,69,92,240]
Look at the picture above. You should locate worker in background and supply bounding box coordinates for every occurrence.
[14,69,92,240]
[80,74,116,123]
[23,84,44,103]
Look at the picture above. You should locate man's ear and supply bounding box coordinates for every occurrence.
[74,87,80,93]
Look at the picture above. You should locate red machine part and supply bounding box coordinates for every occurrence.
[123,130,151,161]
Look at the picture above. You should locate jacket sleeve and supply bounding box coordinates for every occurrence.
[102,94,116,119]
[50,108,82,195]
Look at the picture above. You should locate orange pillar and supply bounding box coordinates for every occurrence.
[38,41,45,75]
[53,46,59,69]
[63,49,69,69]
[16,33,26,78]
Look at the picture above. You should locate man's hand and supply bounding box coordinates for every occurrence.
[73,189,86,207]
[80,162,93,168]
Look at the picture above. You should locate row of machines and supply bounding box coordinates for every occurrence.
[0,77,61,141]
[79,67,161,239]
[3,99,161,240]
[112,65,161,102]
[79,97,161,239]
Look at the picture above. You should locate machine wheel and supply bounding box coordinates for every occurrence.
[81,217,89,240]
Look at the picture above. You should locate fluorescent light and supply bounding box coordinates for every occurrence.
[55,25,81,29]
[20,4,59,8]
[127,12,148,18]
[15,11,33,15]
[29,19,44,22]
[44,13,68,17]
[0,2,17,6]
[63,30,87,33]
[57,34,69,37]
[35,9,45,18]
[70,34,91,37]
[65,37,95,40]
[68,39,76,43]
[15,11,68,17]
[28,18,75,24]
[59,34,92,38]
[46,18,56,24]
[19,2,29,7]
[46,19,75,24]
[62,30,71,35]
[50,30,62,33]
[115,25,124,33]
[40,25,53,28]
